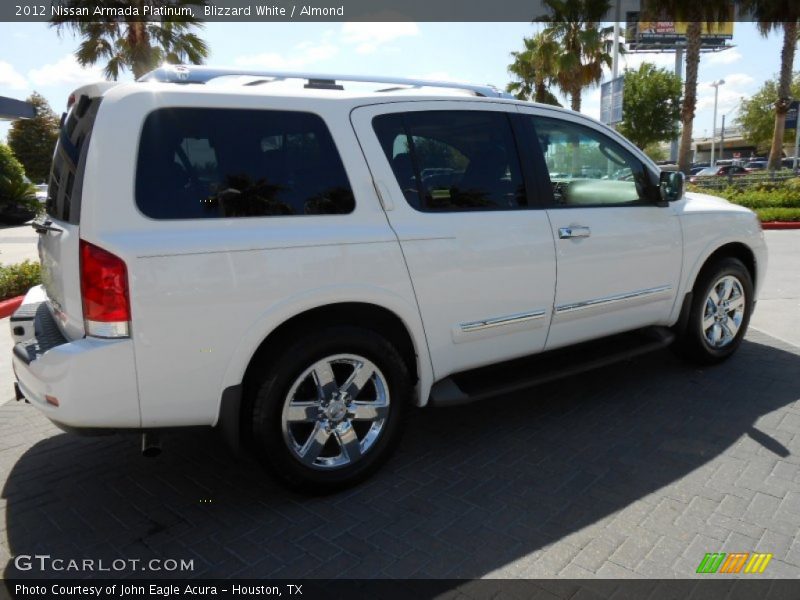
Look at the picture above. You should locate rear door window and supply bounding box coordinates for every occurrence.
[372,111,526,212]
[135,108,354,219]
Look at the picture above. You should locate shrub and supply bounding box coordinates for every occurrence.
[0,260,41,301]
[687,177,800,220]
[0,143,38,213]
[755,207,800,222]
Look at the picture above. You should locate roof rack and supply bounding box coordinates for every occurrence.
[139,66,513,99]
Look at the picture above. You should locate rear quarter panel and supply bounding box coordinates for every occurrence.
[81,85,432,427]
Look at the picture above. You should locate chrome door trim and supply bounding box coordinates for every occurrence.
[555,285,673,315]
[460,309,547,333]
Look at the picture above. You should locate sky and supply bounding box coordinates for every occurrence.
[0,20,788,146]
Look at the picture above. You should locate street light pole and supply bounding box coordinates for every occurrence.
[670,48,684,163]
[710,79,725,166]
[611,0,620,82]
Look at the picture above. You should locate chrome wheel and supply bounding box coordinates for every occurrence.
[281,354,390,470]
[702,275,746,349]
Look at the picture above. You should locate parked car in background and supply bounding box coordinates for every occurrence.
[689,165,750,183]
[744,160,767,171]
[0,202,36,225]
[34,183,48,203]
[689,166,707,175]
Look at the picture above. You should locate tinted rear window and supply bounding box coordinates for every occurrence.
[47,95,101,224]
[372,111,526,212]
[135,108,354,219]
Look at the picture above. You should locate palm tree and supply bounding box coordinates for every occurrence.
[51,0,209,80]
[649,1,730,175]
[537,0,613,113]
[740,1,799,171]
[507,32,562,106]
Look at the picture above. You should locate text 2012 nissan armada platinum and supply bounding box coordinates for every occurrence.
[11,67,767,491]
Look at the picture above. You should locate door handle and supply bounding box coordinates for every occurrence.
[558,226,591,239]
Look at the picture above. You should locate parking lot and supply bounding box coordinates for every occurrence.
[0,230,799,580]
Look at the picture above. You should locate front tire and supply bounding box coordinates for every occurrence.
[674,257,754,364]
[249,326,410,492]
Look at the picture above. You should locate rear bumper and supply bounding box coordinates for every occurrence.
[11,286,141,429]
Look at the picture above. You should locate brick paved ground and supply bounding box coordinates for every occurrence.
[1,330,799,580]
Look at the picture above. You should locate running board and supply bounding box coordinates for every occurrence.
[428,327,675,407]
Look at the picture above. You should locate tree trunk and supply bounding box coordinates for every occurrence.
[570,88,581,113]
[535,80,547,103]
[570,85,582,174]
[678,21,702,176]
[767,20,798,171]
[129,21,149,79]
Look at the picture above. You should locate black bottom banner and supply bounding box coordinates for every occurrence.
[4,579,800,600]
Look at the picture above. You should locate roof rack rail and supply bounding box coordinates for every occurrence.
[138,66,513,99]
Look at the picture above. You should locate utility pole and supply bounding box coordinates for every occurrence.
[720,115,725,162]
[612,1,621,82]
[670,48,684,163]
[794,124,799,172]
[609,0,621,130]
[710,79,725,166]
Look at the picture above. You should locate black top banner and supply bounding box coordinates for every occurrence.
[0,0,787,22]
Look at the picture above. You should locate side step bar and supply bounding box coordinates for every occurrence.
[428,326,675,408]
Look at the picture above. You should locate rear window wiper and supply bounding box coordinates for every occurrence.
[31,219,63,235]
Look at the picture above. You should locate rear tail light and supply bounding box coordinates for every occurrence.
[80,240,131,338]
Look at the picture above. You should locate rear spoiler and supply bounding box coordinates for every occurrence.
[66,81,119,109]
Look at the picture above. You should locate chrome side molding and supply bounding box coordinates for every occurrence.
[460,309,546,333]
[555,285,672,315]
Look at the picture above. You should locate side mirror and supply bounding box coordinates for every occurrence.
[659,171,684,203]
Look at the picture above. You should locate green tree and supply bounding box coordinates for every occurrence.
[739,1,799,170]
[648,1,731,174]
[51,0,209,80]
[617,62,682,150]
[537,0,613,113]
[738,73,800,154]
[506,31,563,106]
[0,143,37,213]
[7,92,60,183]
[644,143,668,162]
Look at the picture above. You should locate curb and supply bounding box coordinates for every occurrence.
[761,222,800,230]
[0,295,24,319]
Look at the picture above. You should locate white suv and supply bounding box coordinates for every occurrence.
[11,67,767,491]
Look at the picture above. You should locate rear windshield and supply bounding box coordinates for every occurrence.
[135,108,355,219]
[47,95,101,224]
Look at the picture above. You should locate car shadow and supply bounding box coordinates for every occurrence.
[2,334,799,580]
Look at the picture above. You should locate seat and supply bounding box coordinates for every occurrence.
[450,148,511,208]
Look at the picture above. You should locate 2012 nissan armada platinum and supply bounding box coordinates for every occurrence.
[11,66,767,491]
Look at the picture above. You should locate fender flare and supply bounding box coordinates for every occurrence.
[217,284,435,419]
[670,233,760,324]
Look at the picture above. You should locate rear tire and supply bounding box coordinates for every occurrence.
[673,257,754,365]
[249,326,410,493]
